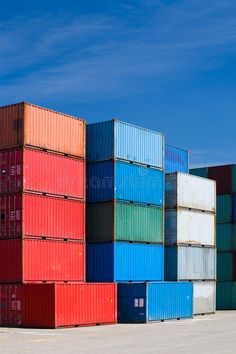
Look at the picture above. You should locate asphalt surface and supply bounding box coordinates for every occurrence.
[1,311,236,354]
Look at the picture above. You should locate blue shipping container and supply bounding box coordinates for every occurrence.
[86,243,164,282]
[86,120,164,168]
[165,145,189,174]
[118,282,193,323]
[87,160,164,206]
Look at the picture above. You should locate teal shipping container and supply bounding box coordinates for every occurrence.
[86,202,163,244]
[118,282,193,323]
[86,120,164,168]
[217,195,232,223]
[190,167,208,179]
[217,252,236,281]
[216,281,236,310]
[87,160,164,206]
[217,224,236,251]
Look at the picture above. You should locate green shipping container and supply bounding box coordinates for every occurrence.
[216,281,236,310]
[233,224,236,251]
[217,195,232,223]
[189,167,208,178]
[217,252,234,281]
[86,201,164,243]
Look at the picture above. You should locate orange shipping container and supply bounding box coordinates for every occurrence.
[0,102,85,158]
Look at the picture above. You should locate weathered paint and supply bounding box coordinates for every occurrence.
[193,281,216,315]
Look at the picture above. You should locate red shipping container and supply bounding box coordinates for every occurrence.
[0,148,85,199]
[0,194,85,240]
[0,283,117,328]
[208,165,232,195]
[0,239,85,283]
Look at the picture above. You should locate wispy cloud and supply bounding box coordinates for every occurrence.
[1,0,236,104]
[190,146,236,168]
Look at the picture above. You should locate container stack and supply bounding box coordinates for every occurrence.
[0,102,117,328]
[164,171,217,315]
[165,145,189,174]
[86,120,165,282]
[191,165,236,310]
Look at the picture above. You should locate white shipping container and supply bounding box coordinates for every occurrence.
[165,209,215,246]
[165,246,216,281]
[165,173,216,212]
[193,281,216,315]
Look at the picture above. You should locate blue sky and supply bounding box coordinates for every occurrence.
[1,0,236,167]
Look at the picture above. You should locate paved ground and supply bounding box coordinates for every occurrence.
[0,312,236,354]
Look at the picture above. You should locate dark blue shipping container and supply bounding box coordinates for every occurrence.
[118,282,193,323]
[86,243,164,282]
[165,145,189,174]
[87,160,164,206]
[86,120,164,168]
[233,194,236,222]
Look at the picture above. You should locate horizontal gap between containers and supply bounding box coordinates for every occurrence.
[165,206,216,215]
[0,236,85,242]
[165,243,216,248]
[0,190,86,201]
[88,199,162,207]
[87,158,164,170]
[0,281,87,284]
[86,241,164,245]
[0,144,86,160]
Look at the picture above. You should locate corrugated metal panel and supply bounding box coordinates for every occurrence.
[165,145,189,174]
[86,242,164,282]
[0,194,85,240]
[190,167,208,179]
[217,252,233,281]
[217,195,232,223]
[165,246,216,281]
[232,165,236,193]
[216,281,236,310]
[0,283,117,328]
[86,120,164,168]
[233,194,236,222]
[208,165,232,195]
[193,281,216,315]
[216,224,232,251]
[165,209,215,247]
[86,202,163,243]
[0,239,85,282]
[165,173,216,212]
[117,282,193,323]
[0,148,85,198]
[233,225,236,251]
[0,102,85,157]
[87,161,164,206]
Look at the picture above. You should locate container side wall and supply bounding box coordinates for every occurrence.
[217,252,233,281]
[216,281,236,310]
[147,282,193,321]
[0,103,24,149]
[217,224,232,252]
[87,161,114,202]
[216,195,232,223]
[165,145,189,174]
[189,167,208,179]
[86,121,114,162]
[208,165,232,194]
[86,202,114,243]
[193,281,216,315]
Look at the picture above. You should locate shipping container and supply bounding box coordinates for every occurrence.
[193,281,216,315]
[86,120,164,168]
[208,165,233,195]
[165,209,215,247]
[0,194,85,240]
[87,160,164,206]
[87,242,164,282]
[217,252,236,281]
[0,239,85,282]
[86,202,163,243]
[216,195,232,223]
[216,281,236,310]
[190,167,208,179]
[0,102,85,157]
[165,246,216,281]
[165,145,189,174]
[118,282,193,323]
[217,224,232,251]
[0,148,85,198]
[0,283,117,328]
[165,173,216,212]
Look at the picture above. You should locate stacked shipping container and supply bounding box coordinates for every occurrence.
[191,165,236,310]
[0,102,116,327]
[164,172,216,315]
[86,120,165,282]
